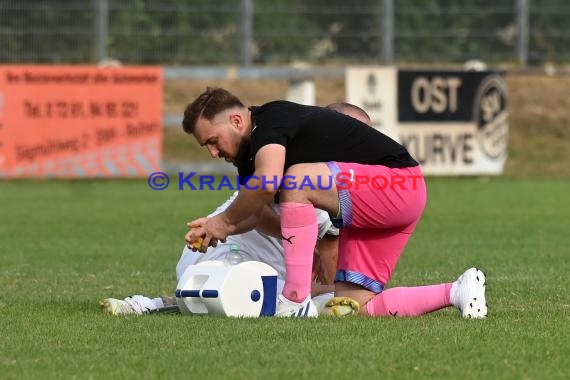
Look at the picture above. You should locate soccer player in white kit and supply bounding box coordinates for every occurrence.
[100,191,338,315]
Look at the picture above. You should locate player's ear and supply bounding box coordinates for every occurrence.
[229,112,243,130]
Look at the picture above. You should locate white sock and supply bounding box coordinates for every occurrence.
[125,295,162,313]
[450,281,460,307]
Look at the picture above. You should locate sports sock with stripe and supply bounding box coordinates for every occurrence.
[280,202,318,303]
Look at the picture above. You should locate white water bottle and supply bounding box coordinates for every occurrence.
[224,243,243,266]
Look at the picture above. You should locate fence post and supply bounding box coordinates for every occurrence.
[381,0,394,65]
[240,0,254,66]
[516,0,529,68]
[93,0,109,63]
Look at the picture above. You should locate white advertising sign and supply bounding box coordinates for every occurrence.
[346,67,508,175]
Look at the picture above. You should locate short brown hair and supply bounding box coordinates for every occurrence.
[182,87,245,134]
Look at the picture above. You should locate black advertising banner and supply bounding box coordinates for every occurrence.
[347,67,508,175]
[398,71,496,122]
[397,70,508,172]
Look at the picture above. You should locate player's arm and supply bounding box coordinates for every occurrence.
[253,204,281,238]
[311,283,335,296]
[223,144,285,231]
[314,235,338,285]
[187,144,285,248]
[207,191,268,235]
[229,208,264,234]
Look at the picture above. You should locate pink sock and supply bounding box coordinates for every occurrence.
[280,202,318,303]
[366,283,453,317]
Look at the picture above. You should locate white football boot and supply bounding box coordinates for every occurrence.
[274,294,318,318]
[99,295,157,316]
[450,268,488,318]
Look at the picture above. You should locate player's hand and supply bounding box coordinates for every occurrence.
[185,218,211,253]
[188,214,231,248]
[186,232,218,253]
[186,217,221,253]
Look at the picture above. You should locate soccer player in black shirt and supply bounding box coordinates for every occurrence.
[182,87,487,319]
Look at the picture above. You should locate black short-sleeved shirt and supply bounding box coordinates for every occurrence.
[238,100,418,178]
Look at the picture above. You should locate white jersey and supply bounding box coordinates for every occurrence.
[176,191,335,281]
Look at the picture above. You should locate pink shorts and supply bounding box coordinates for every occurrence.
[326,162,427,293]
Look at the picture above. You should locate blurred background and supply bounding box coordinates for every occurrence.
[1,0,567,67]
[0,0,568,178]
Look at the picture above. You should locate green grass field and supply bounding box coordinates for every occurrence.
[1,178,569,379]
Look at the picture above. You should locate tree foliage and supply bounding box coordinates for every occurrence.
[0,0,568,65]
